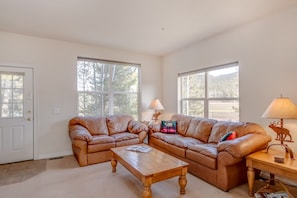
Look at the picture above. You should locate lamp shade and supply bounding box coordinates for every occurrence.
[148,99,164,110]
[262,97,297,119]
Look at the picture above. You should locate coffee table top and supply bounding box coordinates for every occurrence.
[111,144,188,176]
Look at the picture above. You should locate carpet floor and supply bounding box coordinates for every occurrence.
[0,155,296,198]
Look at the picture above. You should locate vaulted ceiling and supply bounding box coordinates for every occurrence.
[0,0,296,56]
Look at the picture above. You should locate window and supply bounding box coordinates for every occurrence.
[77,57,141,120]
[0,72,24,118]
[178,62,239,121]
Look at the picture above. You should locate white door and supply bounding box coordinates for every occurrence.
[0,66,34,164]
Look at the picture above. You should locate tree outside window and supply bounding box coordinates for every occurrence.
[178,63,239,121]
[77,58,140,120]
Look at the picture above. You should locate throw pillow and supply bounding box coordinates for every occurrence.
[220,131,237,142]
[161,121,177,134]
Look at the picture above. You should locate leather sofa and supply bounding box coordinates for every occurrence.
[148,114,271,191]
[69,114,148,166]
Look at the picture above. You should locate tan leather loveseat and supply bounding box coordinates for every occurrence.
[148,114,271,191]
[69,114,148,166]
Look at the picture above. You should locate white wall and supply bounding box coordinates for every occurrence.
[162,5,297,151]
[1,5,297,159]
[0,32,162,159]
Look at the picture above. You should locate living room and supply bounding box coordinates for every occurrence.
[1,1,297,197]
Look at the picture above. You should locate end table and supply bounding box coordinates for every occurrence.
[246,148,297,196]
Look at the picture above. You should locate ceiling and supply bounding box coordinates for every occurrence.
[0,0,297,56]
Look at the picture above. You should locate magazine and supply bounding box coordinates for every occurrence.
[126,145,152,153]
[254,191,289,198]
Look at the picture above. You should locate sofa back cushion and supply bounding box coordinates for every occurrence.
[107,114,133,135]
[69,116,109,135]
[208,121,266,143]
[208,121,230,143]
[170,114,193,135]
[186,118,217,143]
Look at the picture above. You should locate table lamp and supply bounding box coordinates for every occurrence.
[262,96,297,159]
[148,98,164,121]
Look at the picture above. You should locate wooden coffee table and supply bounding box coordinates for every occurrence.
[110,144,189,198]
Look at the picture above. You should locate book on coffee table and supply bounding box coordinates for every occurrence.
[126,145,152,153]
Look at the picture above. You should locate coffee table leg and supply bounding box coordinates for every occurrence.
[111,157,117,173]
[247,167,255,196]
[179,167,187,194]
[142,177,152,198]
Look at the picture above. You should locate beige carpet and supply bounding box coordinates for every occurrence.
[0,156,295,198]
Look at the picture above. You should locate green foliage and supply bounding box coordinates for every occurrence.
[180,66,239,121]
[77,59,139,119]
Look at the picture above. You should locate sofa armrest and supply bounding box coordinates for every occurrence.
[148,122,161,134]
[138,131,148,143]
[69,125,93,142]
[128,120,148,134]
[217,134,272,158]
[218,151,243,166]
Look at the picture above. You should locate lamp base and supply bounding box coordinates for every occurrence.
[152,112,161,122]
[266,143,295,159]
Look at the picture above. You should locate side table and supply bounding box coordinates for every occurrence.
[246,148,297,196]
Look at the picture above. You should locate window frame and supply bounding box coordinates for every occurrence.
[178,62,239,121]
[76,57,142,120]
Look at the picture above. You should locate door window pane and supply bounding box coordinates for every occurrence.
[0,73,24,118]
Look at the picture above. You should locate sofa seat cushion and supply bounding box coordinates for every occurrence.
[188,144,218,158]
[116,139,139,147]
[111,132,139,142]
[150,136,186,158]
[88,135,115,145]
[88,135,115,154]
[150,132,169,141]
[164,135,202,148]
[88,142,115,153]
[151,132,202,148]
[187,144,218,169]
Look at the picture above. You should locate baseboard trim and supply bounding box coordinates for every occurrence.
[36,150,73,160]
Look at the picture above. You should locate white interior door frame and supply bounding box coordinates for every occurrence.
[0,64,36,162]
